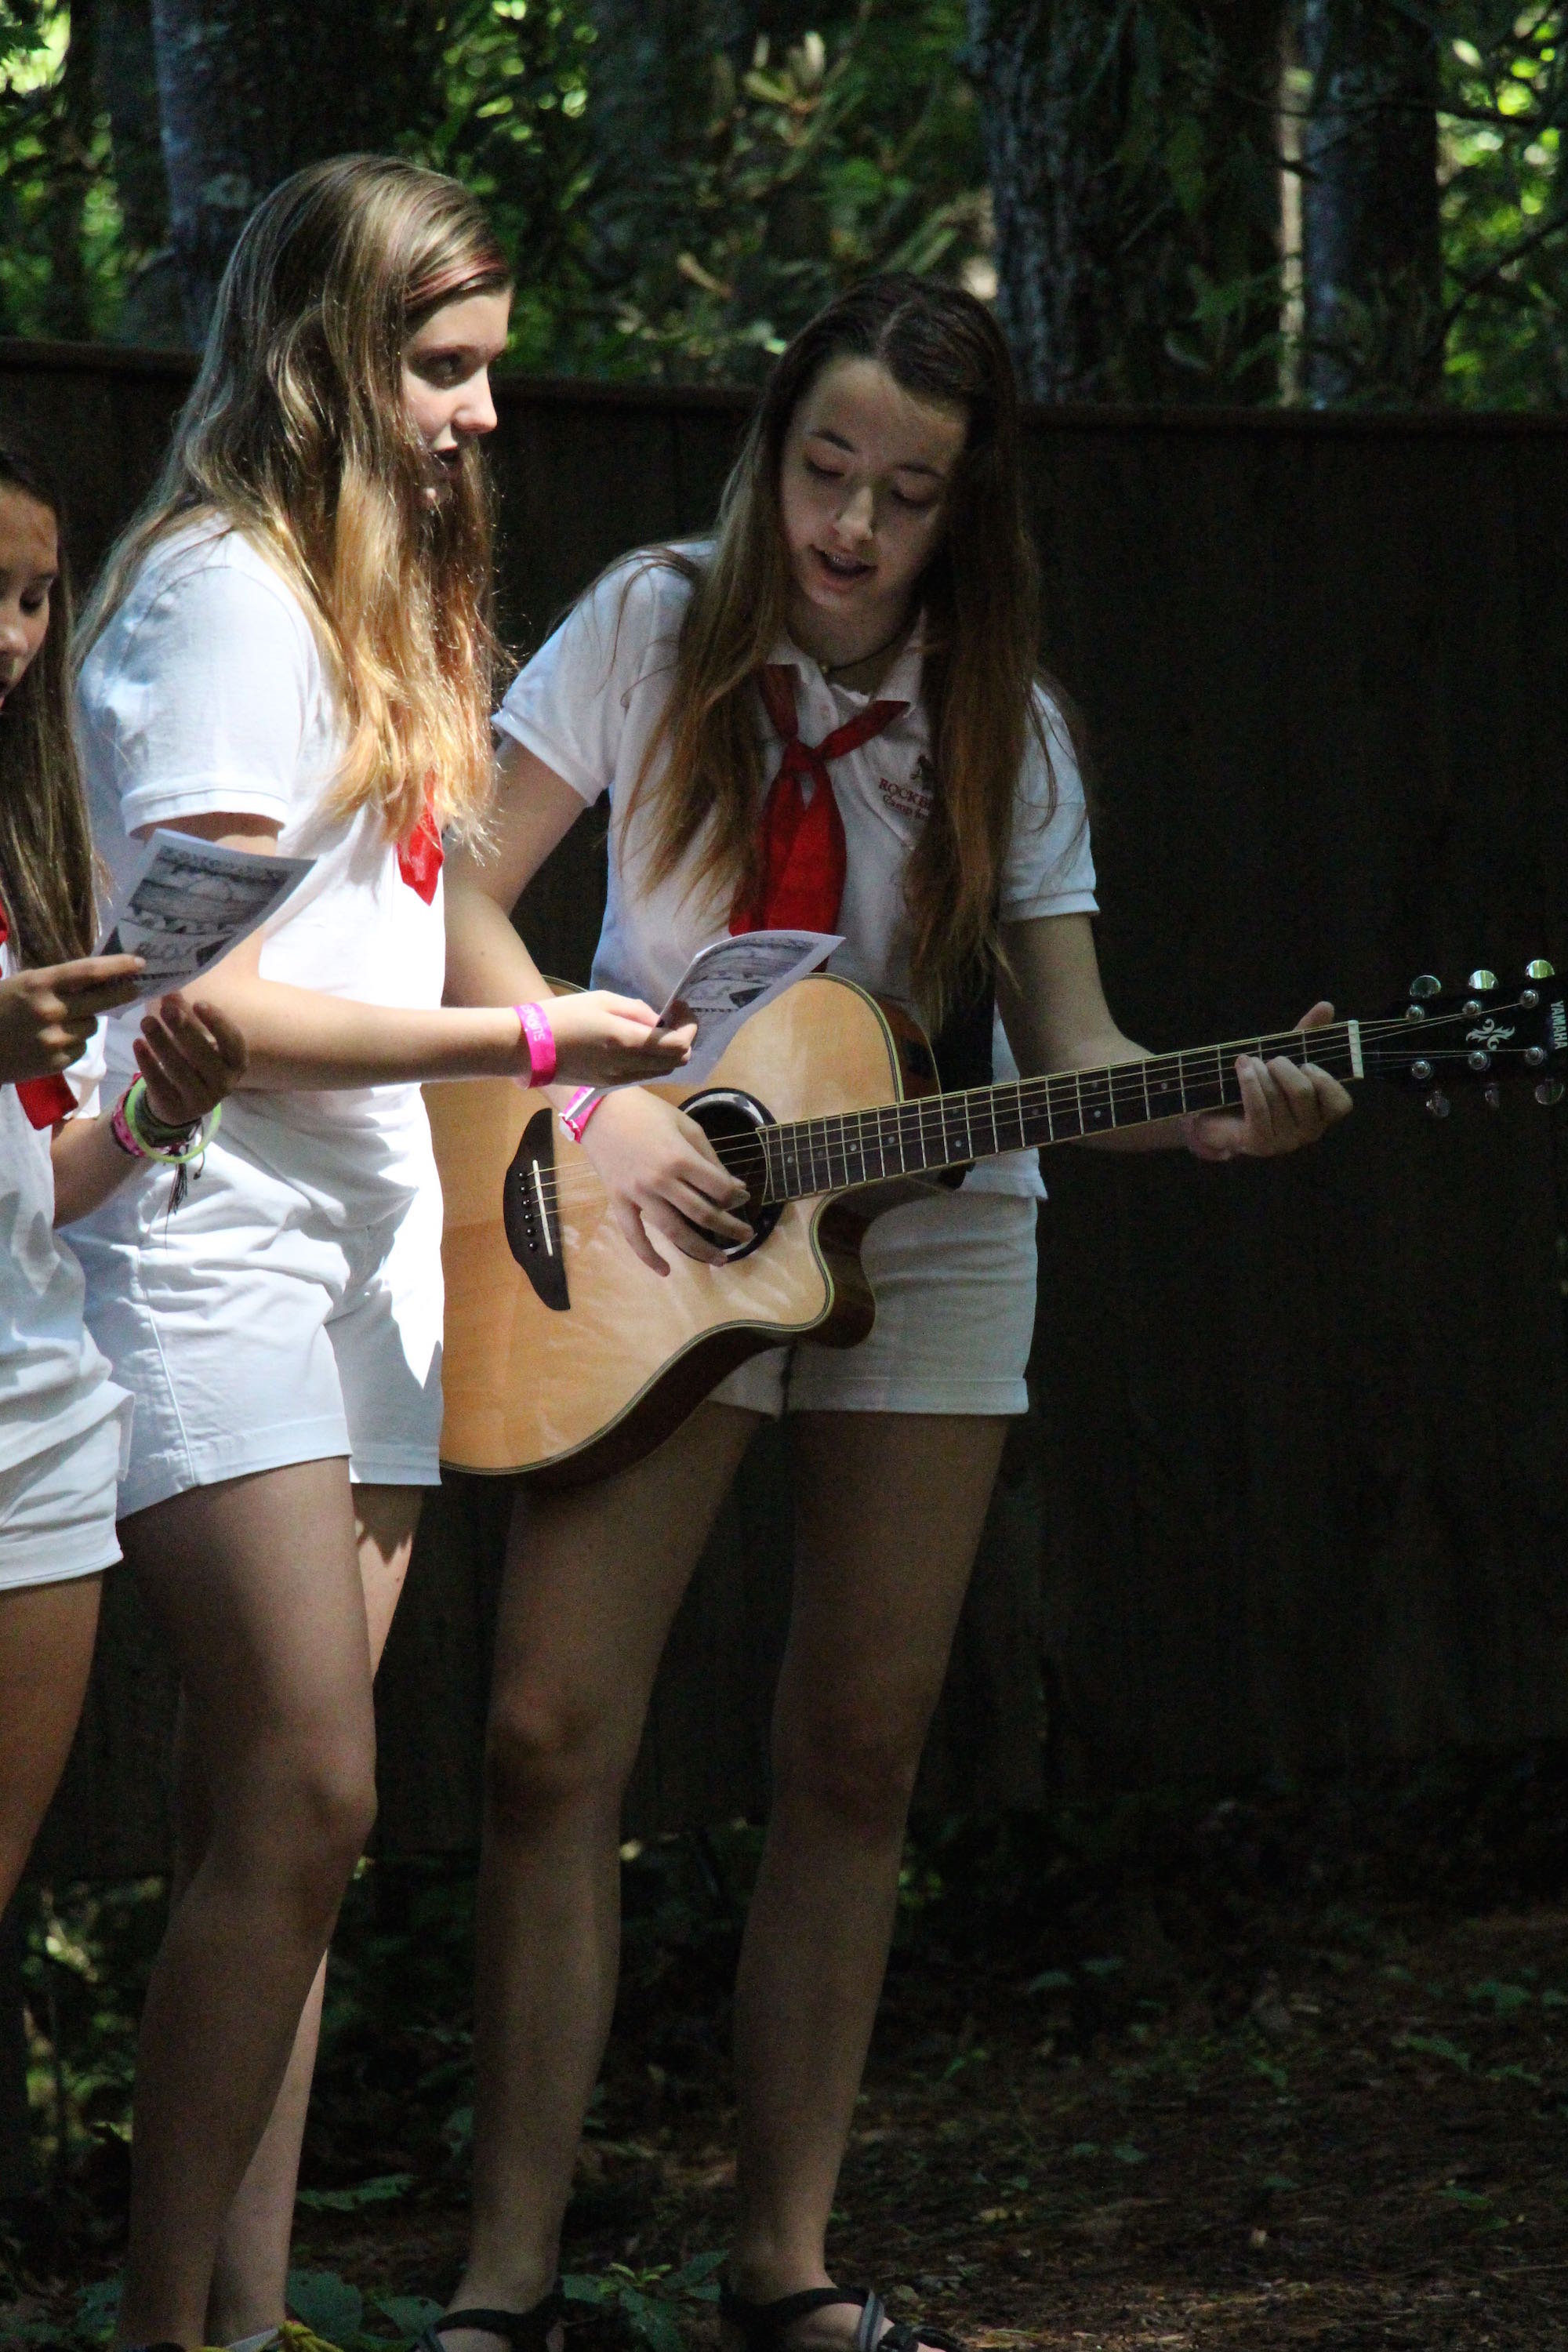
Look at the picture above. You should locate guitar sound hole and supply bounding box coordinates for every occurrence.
[682,1087,782,1262]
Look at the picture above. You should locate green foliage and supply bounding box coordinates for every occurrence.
[5,1,1568,400]
[564,2250,726,2352]
[0,0,983,378]
[1437,5,1568,404]
[572,4,989,383]
[19,1876,162,2179]
[285,2267,445,2346]
[380,0,601,376]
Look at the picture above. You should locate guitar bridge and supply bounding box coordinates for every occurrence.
[503,1107,570,1311]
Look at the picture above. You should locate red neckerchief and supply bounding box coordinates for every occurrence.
[397,797,444,903]
[0,905,74,1128]
[730,665,908,935]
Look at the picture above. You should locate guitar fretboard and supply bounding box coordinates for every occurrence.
[744,1022,1363,1203]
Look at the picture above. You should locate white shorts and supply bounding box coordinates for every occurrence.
[0,1407,129,1591]
[73,1107,445,1519]
[709,1185,1039,1418]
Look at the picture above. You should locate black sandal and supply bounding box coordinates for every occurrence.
[416,2284,566,2352]
[720,2284,965,2352]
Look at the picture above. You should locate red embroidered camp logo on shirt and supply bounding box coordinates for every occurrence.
[397,802,444,903]
[877,757,935,824]
[0,905,75,1127]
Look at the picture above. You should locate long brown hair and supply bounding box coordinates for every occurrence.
[82,155,510,843]
[628,274,1051,1020]
[0,437,95,966]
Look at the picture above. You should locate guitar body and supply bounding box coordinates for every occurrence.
[429,974,935,1486]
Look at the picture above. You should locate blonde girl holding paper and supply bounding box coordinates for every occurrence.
[69,158,688,2352]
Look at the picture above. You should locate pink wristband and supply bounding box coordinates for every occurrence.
[560,1086,604,1143]
[514,1001,557,1087]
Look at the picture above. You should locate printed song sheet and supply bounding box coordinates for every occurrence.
[656,928,843,1085]
[96,829,314,1001]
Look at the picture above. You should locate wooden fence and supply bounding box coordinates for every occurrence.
[4,338,1568,1875]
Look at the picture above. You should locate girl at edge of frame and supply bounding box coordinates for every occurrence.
[438,274,1354,2352]
[67,158,691,2352]
[0,431,245,1935]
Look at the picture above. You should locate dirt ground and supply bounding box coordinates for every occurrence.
[5,1758,1567,2350]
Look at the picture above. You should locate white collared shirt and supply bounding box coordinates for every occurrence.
[0,942,126,1475]
[495,550,1098,1194]
[77,520,446,1169]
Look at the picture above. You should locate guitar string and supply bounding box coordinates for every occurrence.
[517,1007,1548,1218]
[524,1014,1548,1210]
[528,1062,1543,1217]
[528,1027,1544,1209]
[524,1062,1541,1218]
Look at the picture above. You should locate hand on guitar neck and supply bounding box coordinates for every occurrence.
[1179,998,1351,1162]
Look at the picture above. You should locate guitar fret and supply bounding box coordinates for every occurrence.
[758,1125,782,1200]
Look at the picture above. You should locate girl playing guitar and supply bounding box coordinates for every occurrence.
[439,275,1352,2352]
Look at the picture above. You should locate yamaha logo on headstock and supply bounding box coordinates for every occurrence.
[1391,962,1566,1116]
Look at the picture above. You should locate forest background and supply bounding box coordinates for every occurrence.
[5,1,1568,409]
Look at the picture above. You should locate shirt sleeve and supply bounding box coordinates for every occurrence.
[88,546,317,840]
[493,559,677,807]
[998,689,1098,923]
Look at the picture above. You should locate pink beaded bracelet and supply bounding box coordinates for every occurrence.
[514,1001,557,1087]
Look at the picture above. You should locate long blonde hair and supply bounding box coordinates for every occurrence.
[82,155,510,843]
[0,437,96,966]
[626,274,1052,1022]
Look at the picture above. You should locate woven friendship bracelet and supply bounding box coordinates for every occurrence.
[117,1078,220,1166]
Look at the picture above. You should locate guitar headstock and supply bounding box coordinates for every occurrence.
[1370,961,1567,1116]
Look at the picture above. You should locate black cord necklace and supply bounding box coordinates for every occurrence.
[818,619,913,681]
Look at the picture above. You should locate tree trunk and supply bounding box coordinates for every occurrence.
[96,0,184,345]
[965,0,1110,401]
[149,0,448,342]
[1298,0,1442,405]
[967,0,1285,405]
[40,0,100,340]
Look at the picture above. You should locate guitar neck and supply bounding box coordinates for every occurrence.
[755,1020,1365,1202]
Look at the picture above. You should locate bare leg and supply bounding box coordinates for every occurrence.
[729,1413,1007,2340]
[111,1461,386,2350]
[0,1573,103,1911]
[203,1485,423,2343]
[444,1403,764,2352]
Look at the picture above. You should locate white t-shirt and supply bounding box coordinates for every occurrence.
[0,944,128,1475]
[76,521,445,1175]
[495,554,1098,1196]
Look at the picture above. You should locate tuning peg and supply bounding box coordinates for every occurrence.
[1467,1050,1492,1073]
[1536,1079,1564,1107]
[1526,1046,1547,1067]
[1410,975,1442,1000]
[1425,1087,1451,1119]
[1484,1083,1502,1110]
[1468,968,1497,991]
[1410,1058,1433,1082]
[1527,960,1555,980]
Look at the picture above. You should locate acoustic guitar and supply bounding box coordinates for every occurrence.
[428,962,1566,1486]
